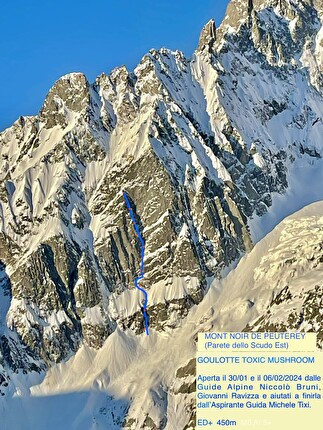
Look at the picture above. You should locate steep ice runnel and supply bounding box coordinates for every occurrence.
[123,191,149,335]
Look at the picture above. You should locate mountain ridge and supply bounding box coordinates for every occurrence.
[1,0,323,428]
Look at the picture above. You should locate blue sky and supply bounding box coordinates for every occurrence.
[0,0,229,130]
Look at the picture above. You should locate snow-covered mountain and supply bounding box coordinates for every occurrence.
[2,203,323,429]
[1,0,322,428]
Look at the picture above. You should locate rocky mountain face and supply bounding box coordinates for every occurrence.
[5,201,320,430]
[0,0,323,427]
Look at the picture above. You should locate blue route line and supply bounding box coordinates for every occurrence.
[123,191,149,335]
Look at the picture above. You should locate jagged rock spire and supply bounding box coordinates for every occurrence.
[198,19,216,52]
